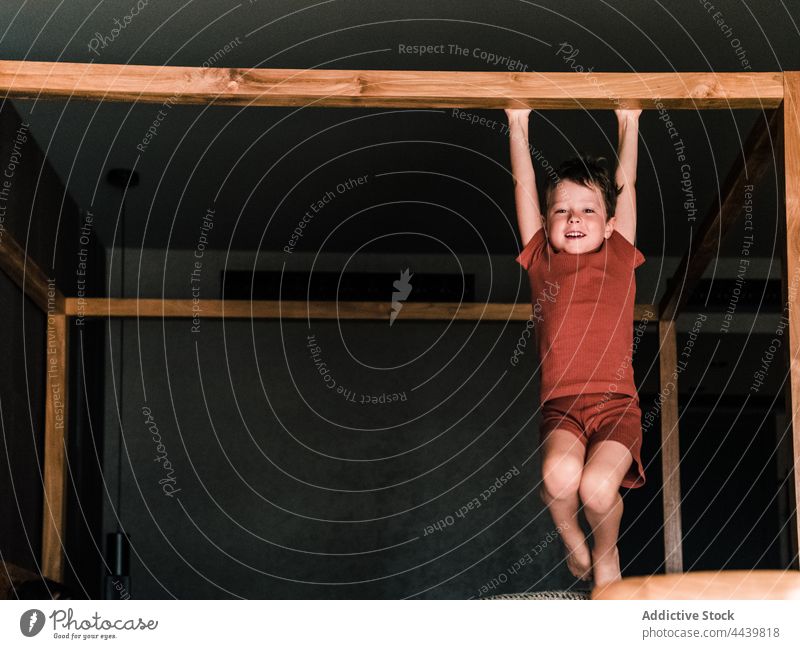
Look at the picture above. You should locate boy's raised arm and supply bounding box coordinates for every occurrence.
[504,108,543,248]
[613,109,642,246]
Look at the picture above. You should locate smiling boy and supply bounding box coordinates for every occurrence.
[505,107,645,586]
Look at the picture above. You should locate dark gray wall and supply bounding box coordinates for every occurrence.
[0,274,45,573]
[103,316,597,598]
[96,317,787,598]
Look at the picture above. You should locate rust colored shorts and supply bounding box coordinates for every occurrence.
[540,392,645,489]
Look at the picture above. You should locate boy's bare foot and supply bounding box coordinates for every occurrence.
[591,545,621,586]
[563,540,593,581]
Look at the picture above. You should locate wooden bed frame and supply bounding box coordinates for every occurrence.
[0,61,797,583]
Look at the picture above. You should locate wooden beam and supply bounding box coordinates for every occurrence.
[592,570,800,600]
[41,313,69,582]
[65,297,657,321]
[0,227,64,313]
[659,109,781,321]
[0,61,783,109]
[658,318,683,573]
[782,72,800,565]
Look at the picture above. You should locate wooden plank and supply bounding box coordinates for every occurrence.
[592,570,800,599]
[0,228,64,313]
[0,61,783,109]
[65,297,657,321]
[41,313,69,582]
[658,318,683,573]
[782,71,800,565]
[659,109,780,321]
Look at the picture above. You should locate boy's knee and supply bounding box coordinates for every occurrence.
[541,457,582,500]
[578,472,619,512]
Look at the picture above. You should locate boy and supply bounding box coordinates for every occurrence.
[504,107,644,586]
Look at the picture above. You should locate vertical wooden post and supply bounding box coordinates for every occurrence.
[659,318,683,573]
[782,72,800,566]
[42,311,69,582]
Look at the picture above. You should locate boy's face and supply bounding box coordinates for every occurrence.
[545,180,615,254]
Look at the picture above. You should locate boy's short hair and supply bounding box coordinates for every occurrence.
[544,153,622,220]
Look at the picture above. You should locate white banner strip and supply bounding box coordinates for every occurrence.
[2,600,799,647]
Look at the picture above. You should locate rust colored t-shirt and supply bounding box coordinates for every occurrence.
[515,228,646,403]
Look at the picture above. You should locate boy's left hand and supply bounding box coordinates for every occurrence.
[615,108,642,120]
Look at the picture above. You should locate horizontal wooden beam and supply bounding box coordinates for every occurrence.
[0,61,783,109]
[65,298,657,321]
[659,108,781,321]
[0,226,64,313]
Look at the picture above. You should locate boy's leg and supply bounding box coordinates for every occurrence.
[540,428,591,580]
[579,440,632,586]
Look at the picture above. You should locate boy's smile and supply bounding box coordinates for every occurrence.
[546,179,616,254]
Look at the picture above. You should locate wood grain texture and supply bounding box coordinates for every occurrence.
[592,570,800,599]
[65,298,657,321]
[782,72,800,565]
[41,314,68,582]
[659,318,683,573]
[0,61,783,109]
[0,228,64,313]
[659,109,780,321]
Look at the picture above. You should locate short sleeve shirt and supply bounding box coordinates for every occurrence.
[515,228,645,403]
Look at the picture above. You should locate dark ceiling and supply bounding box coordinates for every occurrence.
[2,0,798,258]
